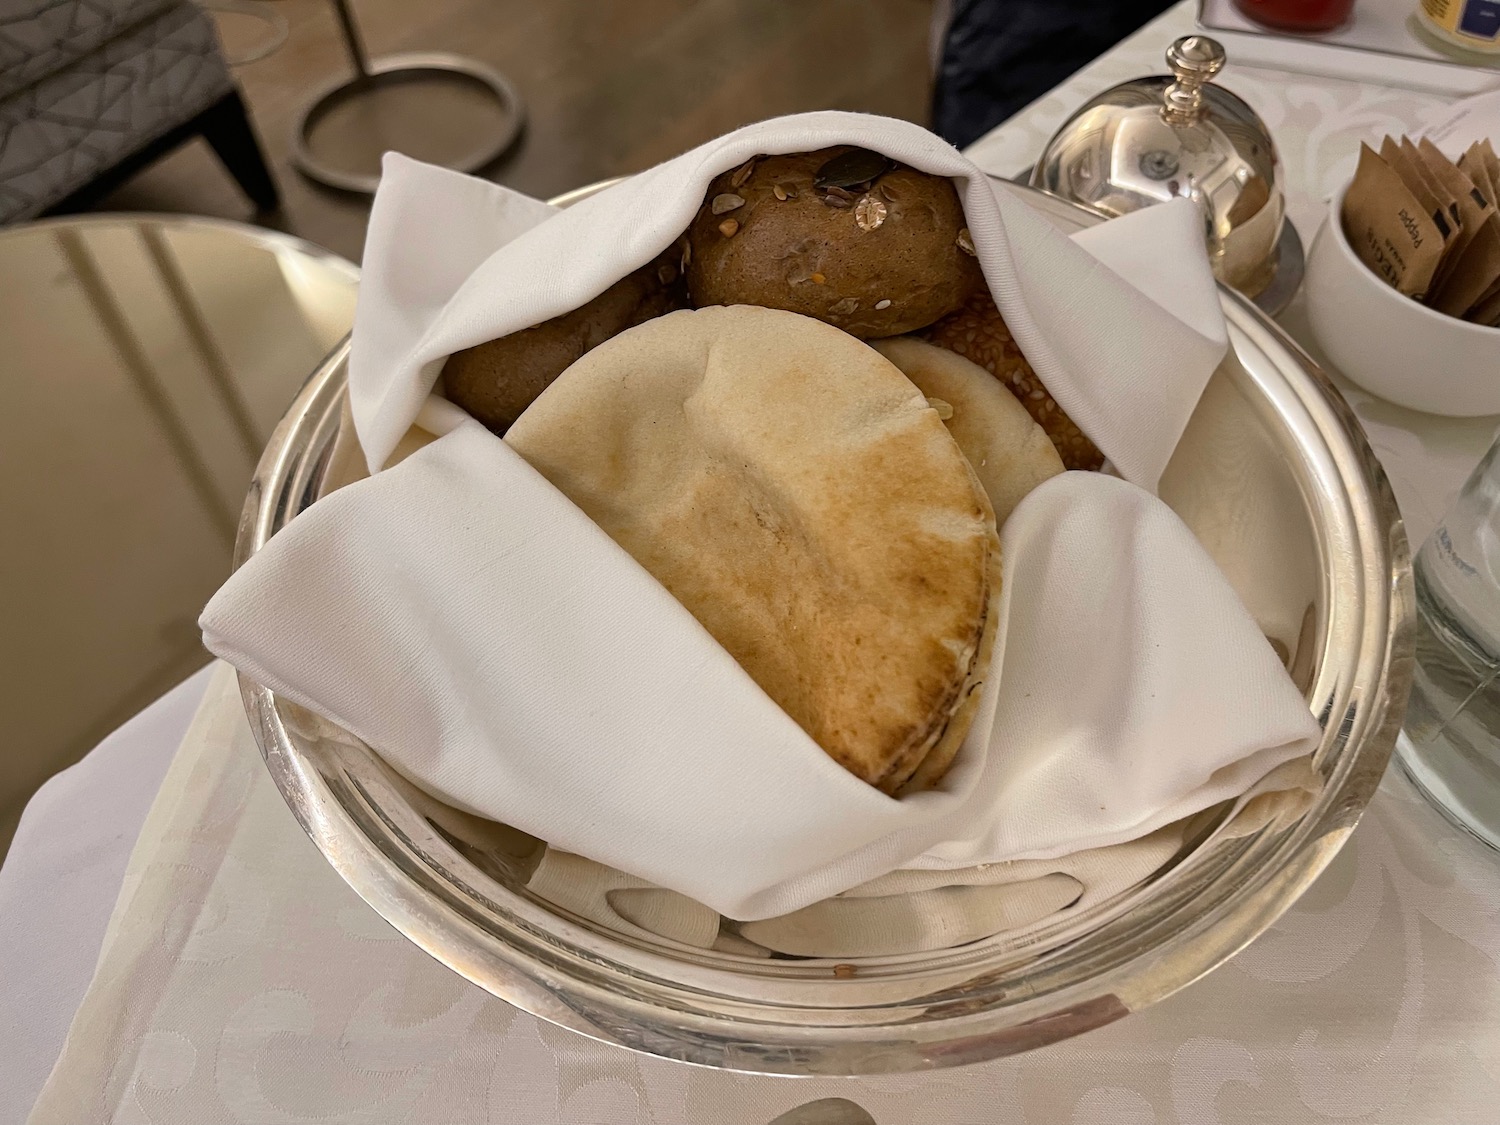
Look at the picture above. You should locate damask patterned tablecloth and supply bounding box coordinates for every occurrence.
[23,666,1500,1125]
[20,3,1500,1122]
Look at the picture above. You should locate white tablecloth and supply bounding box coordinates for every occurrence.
[4,3,1499,1121]
[0,666,213,1125]
[14,664,1500,1125]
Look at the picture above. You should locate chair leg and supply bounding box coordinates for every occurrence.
[199,90,281,212]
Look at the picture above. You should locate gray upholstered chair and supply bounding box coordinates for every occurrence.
[0,0,278,224]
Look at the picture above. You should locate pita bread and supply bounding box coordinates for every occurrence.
[872,337,1064,526]
[504,305,999,793]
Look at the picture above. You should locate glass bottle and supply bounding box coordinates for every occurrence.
[1398,430,1500,850]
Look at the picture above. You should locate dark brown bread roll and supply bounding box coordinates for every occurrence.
[685,148,983,338]
[442,247,688,434]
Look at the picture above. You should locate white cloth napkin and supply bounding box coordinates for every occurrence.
[528,828,1183,960]
[530,755,1318,959]
[351,113,1226,490]
[201,112,1320,922]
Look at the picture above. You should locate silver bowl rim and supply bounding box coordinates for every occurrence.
[232,181,1413,1075]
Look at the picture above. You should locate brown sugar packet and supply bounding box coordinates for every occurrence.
[1343,143,1445,298]
[1480,141,1500,220]
[1454,146,1500,319]
[1468,250,1500,301]
[1464,267,1500,321]
[1380,139,1460,297]
[1480,138,1500,175]
[1431,223,1500,318]
[1400,137,1464,241]
[1430,148,1500,317]
[1417,137,1492,294]
[1465,139,1500,196]
[1472,288,1500,327]
[1459,143,1497,206]
[1475,140,1500,211]
[1381,137,1459,257]
[1458,145,1499,231]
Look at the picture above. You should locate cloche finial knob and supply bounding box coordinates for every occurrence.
[1162,36,1227,124]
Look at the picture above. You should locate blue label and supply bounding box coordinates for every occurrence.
[1459,0,1500,39]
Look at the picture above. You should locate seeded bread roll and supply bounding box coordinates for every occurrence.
[442,246,688,435]
[922,289,1104,472]
[685,148,983,338]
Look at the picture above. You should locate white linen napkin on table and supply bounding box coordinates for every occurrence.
[201,112,1320,923]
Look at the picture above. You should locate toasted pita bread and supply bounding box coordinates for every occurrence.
[505,305,999,793]
[873,337,1064,526]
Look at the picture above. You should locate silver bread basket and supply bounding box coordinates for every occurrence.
[233,182,1410,1075]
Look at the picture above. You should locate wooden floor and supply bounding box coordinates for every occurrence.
[99,0,936,263]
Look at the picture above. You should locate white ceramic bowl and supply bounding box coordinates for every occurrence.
[1306,181,1500,417]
